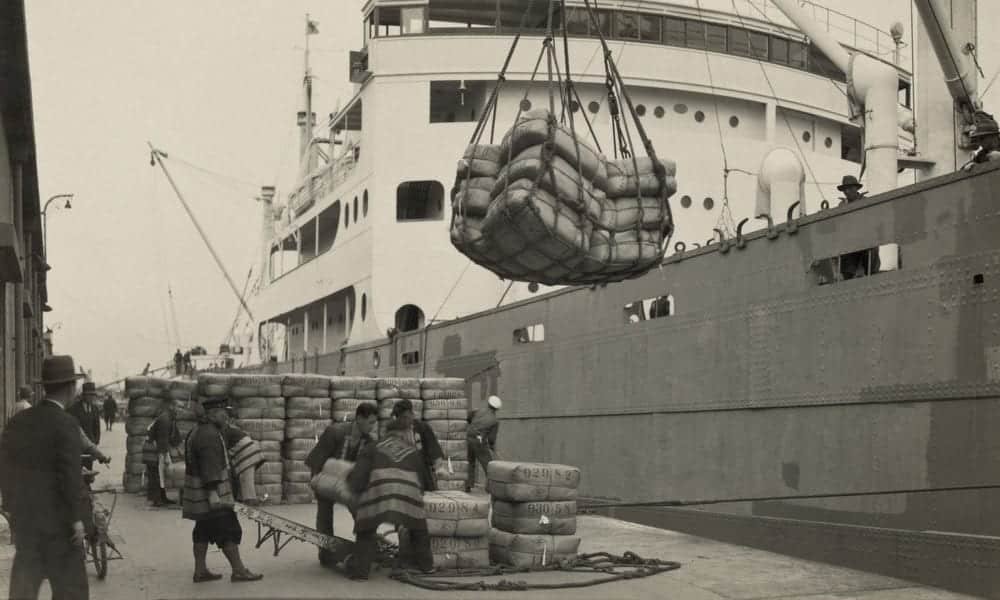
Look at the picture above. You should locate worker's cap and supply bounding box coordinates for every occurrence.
[487,395,502,410]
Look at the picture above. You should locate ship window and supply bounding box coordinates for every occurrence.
[749,31,768,59]
[685,21,706,49]
[694,110,705,122]
[513,324,545,343]
[663,17,685,46]
[317,201,341,254]
[588,101,600,114]
[973,274,984,285]
[899,80,912,108]
[353,196,359,222]
[703,197,714,210]
[639,14,660,42]
[361,293,367,321]
[680,195,692,208]
[397,180,445,221]
[770,37,789,65]
[674,103,688,114]
[788,41,807,69]
[565,7,589,35]
[394,304,425,333]
[363,190,369,216]
[636,104,646,117]
[401,6,426,34]
[592,10,611,37]
[705,24,726,52]
[430,80,488,123]
[841,126,862,163]
[624,295,674,323]
[825,137,833,149]
[654,106,665,118]
[345,203,350,229]
[728,27,750,56]
[616,12,639,39]
[402,351,421,366]
[729,115,739,128]
[299,217,318,264]
[812,243,901,285]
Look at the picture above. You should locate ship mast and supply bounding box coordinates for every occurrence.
[299,14,319,176]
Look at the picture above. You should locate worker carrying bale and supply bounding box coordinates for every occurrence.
[450,7,674,286]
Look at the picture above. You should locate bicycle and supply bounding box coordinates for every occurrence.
[81,454,123,579]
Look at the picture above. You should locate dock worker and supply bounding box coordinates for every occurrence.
[836,175,867,204]
[465,395,501,493]
[68,382,102,469]
[13,385,33,414]
[183,396,262,584]
[102,394,117,431]
[0,355,90,600]
[144,395,180,508]
[304,401,378,567]
[346,418,436,580]
[391,399,446,491]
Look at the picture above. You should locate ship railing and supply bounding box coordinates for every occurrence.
[288,144,360,217]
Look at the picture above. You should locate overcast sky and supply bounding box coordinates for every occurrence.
[24,1,1000,386]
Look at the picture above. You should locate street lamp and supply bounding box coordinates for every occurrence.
[42,193,74,259]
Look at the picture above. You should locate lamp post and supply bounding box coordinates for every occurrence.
[42,193,74,259]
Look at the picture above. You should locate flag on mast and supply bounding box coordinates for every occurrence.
[307,18,319,35]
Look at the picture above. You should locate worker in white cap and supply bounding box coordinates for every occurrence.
[465,395,501,493]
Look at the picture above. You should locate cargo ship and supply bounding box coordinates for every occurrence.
[220,0,999,595]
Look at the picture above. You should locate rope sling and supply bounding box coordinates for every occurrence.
[450,0,676,287]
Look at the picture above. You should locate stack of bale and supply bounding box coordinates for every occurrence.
[417,491,491,569]
[123,376,156,493]
[376,378,422,439]
[487,461,582,567]
[281,375,332,503]
[331,377,377,439]
[420,378,468,491]
[227,374,285,502]
[162,379,199,501]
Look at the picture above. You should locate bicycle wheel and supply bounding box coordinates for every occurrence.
[95,540,108,579]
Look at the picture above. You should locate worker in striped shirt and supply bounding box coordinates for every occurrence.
[465,395,501,493]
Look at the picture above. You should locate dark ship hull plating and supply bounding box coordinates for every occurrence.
[244,162,1000,596]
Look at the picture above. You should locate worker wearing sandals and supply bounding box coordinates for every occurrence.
[182,395,263,583]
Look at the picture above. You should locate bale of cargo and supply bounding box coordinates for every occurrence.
[487,461,581,502]
[282,460,313,484]
[500,110,606,185]
[604,157,676,199]
[123,473,144,494]
[423,407,468,421]
[421,377,466,392]
[255,461,283,486]
[198,373,232,398]
[285,397,331,420]
[436,480,468,491]
[378,398,423,421]
[488,529,580,567]
[491,500,577,535]
[283,481,313,504]
[125,416,154,436]
[427,420,466,440]
[281,375,331,398]
[168,380,198,401]
[422,396,469,411]
[285,418,325,440]
[376,378,422,400]
[259,440,282,462]
[449,214,493,266]
[492,146,607,223]
[439,439,468,459]
[146,377,171,399]
[126,435,146,456]
[233,396,286,420]
[437,460,469,483]
[424,491,489,537]
[330,376,376,400]
[125,376,149,399]
[173,398,198,422]
[229,374,284,398]
[399,529,491,569]
[127,396,160,418]
[234,418,285,442]
[282,438,316,461]
[257,483,283,502]
[453,176,495,218]
[309,458,356,505]
[332,398,366,422]
[420,389,467,401]
[456,143,503,179]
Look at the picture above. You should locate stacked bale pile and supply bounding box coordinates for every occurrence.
[281,375,332,503]
[487,461,582,567]
[123,376,156,493]
[376,378,422,439]
[420,491,491,568]
[420,378,468,491]
[331,377,377,440]
[162,379,198,501]
[226,374,285,502]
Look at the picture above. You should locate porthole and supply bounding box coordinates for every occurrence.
[824,137,833,149]
[520,98,532,112]
[654,106,665,118]
[636,104,646,117]
[680,195,692,208]
[363,189,369,216]
[703,197,714,210]
[588,101,600,114]
[673,103,688,114]
[569,100,580,113]
[345,204,350,228]
[694,110,705,123]
[353,196,358,222]
[361,293,367,321]
[729,115,739,128]
[802,131,812,143]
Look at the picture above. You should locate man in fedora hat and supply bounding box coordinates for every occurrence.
[968,110,1000,166]
[69,383,102,469]
[0,355,90,600]
[837,175,867,204]
[182,396,262,583]
[13,385,33,414]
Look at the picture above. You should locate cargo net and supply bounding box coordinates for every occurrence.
[450,0,676,287]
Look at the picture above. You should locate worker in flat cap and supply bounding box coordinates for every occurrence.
[182,395,262,584]
[465,395,502,493]
[0,355,91,600]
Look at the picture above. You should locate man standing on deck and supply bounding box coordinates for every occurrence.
[391,399,446,491]
[836,175,866,204]
[0,355,89,600]
[304,401,378,567]
[967,110,1000,166]
[183,396,262,583]
[465,395,501,493]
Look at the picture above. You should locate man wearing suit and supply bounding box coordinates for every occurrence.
[68,382,102,470]
[0,355,89,600]
[305,401,378,567]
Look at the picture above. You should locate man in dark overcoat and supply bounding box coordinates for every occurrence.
[68,382,102,452]
[0,355,89,600]
[304,401,378,566]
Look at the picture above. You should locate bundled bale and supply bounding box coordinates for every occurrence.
[399,527,490,569]
[332,398,366,423]
[198,373,232,398]
[233,397,286,420]
[487,461,581,502]
[421,380,470,490]
[125,376,149,400]
[310,458,356,505]
[376,378,421,440]
[491,500,577,535]
[229,374,283,399]
[451,110,676,286]
[281,394,330,504]
[424,491,489,537]
[281,375,331,398]
[488,529,581,568]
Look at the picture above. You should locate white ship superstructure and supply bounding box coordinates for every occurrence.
[247,0,914,366]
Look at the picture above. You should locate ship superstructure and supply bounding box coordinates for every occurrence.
[247,0,916,366]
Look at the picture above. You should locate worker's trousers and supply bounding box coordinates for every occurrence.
[465,437,493,489]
